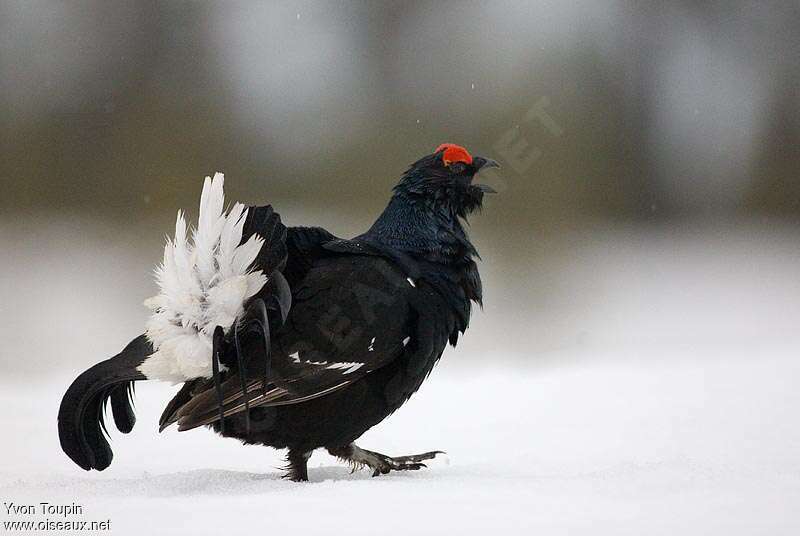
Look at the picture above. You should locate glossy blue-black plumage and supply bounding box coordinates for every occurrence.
[58,148,494,479]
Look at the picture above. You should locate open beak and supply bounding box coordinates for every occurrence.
[472,156,500,194]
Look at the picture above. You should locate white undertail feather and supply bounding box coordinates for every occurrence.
[139,173,267,382]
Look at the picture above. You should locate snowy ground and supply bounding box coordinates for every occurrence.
[3,342,800,535]
[2,219,799,534]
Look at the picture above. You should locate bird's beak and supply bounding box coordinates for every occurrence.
[473,156,500,193]
[475,157,500,171]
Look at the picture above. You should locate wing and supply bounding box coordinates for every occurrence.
[171,253,418,431]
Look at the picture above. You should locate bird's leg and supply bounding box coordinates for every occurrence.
[283,449,312,482]
[327,444,443,477]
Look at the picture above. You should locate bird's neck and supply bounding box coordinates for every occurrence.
[362,191,477,263]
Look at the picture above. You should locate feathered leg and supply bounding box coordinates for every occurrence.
[284,449,312,482]
[327,444,443,477]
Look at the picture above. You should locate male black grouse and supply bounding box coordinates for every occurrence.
[58,143,497,481]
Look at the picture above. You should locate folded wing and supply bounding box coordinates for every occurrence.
[165,252,417,431]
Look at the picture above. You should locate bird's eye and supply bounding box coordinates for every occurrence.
[449,162,466,174]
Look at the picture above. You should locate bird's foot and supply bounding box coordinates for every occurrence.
[328,444,444,477]
[364,450,442,477]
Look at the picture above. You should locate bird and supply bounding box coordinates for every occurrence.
[58,143,498,481]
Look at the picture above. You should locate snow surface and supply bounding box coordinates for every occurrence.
[2,219,799,534]
[2,343,800,535]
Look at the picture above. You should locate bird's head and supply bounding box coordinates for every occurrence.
[394,143,499,216]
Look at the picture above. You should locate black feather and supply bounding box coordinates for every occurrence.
[58,148,490,481]
[57,335,149,471]
[109,382,136,434]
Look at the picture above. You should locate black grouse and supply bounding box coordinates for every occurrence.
[58,143,497,481]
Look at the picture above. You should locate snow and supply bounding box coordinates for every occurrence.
[2,218,799,534]
[3,343,800,534]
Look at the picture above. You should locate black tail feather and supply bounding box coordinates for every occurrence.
[58,335,150,471]
[109,382,136,434]
[233,321,251,435]
[242,205,287,275]
[211,326,226,434]
[158,380,199,432]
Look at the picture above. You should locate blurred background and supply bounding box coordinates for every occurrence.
[2,3,800,531]
[2,0,799,376]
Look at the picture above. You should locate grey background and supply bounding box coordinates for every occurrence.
[2,1,799,377]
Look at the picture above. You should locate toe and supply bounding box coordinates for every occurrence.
[393,450,444,463]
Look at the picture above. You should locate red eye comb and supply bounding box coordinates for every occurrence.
[435,143,473,165]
